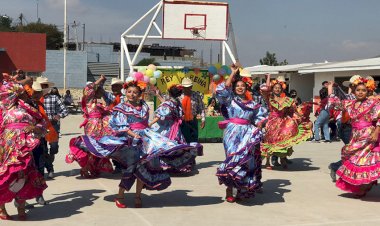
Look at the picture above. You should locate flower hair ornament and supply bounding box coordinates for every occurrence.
[352,76,376,91]
[241,77,253,88]
[123,80,147,91]
[271,79,287,90]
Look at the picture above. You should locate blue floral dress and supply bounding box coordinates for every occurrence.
[152,99,203,172]
[216,83,268,198]
[69,100,198,190]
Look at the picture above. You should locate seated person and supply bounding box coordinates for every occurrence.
[63,89,74,105]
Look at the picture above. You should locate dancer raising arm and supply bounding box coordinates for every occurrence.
[327,77,380,198]
[215,65,268,203]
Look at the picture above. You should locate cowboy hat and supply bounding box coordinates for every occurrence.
[111,78,124,86]
[239,69,251,77]
[36,76,55,87]
[32,82,50,96]
[181,77,193,87]
[342,75,361,87]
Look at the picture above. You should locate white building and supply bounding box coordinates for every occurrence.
[246,57,380,101]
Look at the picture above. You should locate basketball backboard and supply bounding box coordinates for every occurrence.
[163,0,229,40]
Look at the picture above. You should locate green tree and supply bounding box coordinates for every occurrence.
[136,58,160,66]
[259,51,288,66]
[16,22,63,50]
[0,15,14,31]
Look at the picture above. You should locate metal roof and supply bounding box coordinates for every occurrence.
[245,63,317,75]
[298,57,380,73]
[245,57,380,75]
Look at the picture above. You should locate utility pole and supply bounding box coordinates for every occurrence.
[82,23,85,51]
[63,0,67,90]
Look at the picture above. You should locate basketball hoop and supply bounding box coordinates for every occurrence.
[190,26,206,39]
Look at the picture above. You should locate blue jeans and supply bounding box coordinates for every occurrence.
[314,110,330,141]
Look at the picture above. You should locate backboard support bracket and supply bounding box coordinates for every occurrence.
[120,0,237,81]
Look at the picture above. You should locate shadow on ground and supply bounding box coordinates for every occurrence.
[238,179,291,206]
[266,158,320,172]
[27,189,106,221]
[103,189,223,208]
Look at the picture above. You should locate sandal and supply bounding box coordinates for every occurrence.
[134,197,142,208]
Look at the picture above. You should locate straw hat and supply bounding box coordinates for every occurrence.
[111,78,124,86]
[181,77,193,87]
[276,75,286,82]
[342,75,361,87]
[36,76,55,87]
[32,82,50,96]
[239,69,251,77]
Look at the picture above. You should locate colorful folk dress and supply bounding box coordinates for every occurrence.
[215,83,268,198]
[0,83,47,205]
[333,98,380,194]
[68,83,113,176]
[261,97,312,158]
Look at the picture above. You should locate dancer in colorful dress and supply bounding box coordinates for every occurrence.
[73,75,114,177]
[149,85,202,172]
[68,81,199,208]
[261,74,312,169]
[0,82,47,220]
[327,77,380,197]
[215,66,268,202]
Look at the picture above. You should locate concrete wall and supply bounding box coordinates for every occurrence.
[313,69,380,96]
[45,50,87,88]
[289,73,315,102]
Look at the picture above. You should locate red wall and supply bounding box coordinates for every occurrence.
[0,32,46,73]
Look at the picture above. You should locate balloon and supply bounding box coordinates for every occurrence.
[218,68,226,76]
[149,77,157,85]
[143,75,150,83]
[145,69,154,78]
[138,67,146,73]
[134,72,144,81]
[125,77,134,83]
[129,72,136,79]
[224,75,229,80]
[222,65,231,74]
[214,63,222,70]
[212,74,221,82]
[208,66,217,75]
[182,67,190,74]
[153,70,162,78]
[147,64,157,71]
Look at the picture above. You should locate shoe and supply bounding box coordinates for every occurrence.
[47,171,54,179]
[323,140,332,143]
[0,208,12,220]
[36,196,48,205]
[115,198,127,208]
[328,164,337,182]
[134,197,142,208]
[225,188,235,203]
[280,158,288,169]
[17,207,26,221]
[112,168,122,174]
[311,139,320,143]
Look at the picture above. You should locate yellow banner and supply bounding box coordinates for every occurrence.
[156,70,210,94]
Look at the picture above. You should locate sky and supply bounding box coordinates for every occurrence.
[1,0,380,66]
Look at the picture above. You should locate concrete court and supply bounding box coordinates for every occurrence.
[4,114,380,226]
